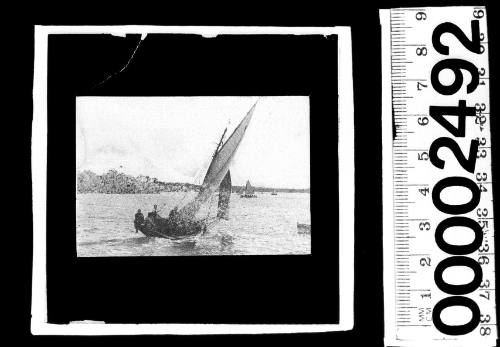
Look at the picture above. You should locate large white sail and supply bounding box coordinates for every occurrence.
[179,100,257,218]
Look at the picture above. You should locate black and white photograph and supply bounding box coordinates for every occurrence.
[31,25,354,334]
[16,2,499,346]
[76,96,311,256]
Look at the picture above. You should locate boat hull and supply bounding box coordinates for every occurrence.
[240,194,257,198]
[136,216,206,240]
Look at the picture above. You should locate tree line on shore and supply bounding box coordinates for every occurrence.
[77,169,310,194]
[77,169,200,194]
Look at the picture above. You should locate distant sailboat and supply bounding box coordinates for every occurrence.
[297,223,311,234]
[135,101,258,239]
[240,180,257,198]
[271,189,277,195]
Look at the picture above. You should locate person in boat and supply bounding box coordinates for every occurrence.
[168,206,184,228]
[134,209,144,233]
[166,206,196,235]
[168,206,178,218]
[150,204,159,220]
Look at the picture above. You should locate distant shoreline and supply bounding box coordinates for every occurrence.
[76,191,310,195]
[77,169,310,195]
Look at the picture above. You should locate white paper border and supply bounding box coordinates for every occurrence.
[32,25,354,335]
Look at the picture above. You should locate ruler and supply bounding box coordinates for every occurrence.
[381,7,496,347]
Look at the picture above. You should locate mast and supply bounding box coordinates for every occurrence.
[212,127,228,159]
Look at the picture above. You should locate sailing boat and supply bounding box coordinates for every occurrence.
[240,180,257,198]
[135,101,258,239]
[271,189,277,195]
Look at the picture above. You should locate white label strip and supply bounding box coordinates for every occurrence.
[381,6,496,347]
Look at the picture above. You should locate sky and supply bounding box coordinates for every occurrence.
[76,96,310,189]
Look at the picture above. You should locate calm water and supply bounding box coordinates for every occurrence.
[76,192,311,256]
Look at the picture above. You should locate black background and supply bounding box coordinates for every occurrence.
[47,33,339,325]
[10,0,499,346]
